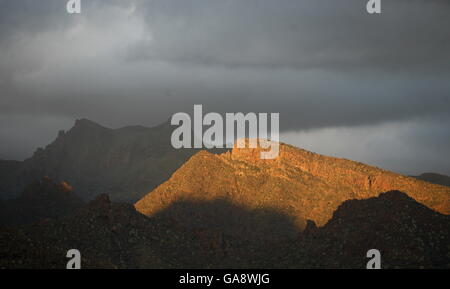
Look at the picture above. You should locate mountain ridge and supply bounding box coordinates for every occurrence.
[135,141,450,226]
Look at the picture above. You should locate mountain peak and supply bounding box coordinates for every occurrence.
[72,118,108,131]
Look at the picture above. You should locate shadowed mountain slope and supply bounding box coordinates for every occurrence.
[136,143,450,226]
[0,160,23,199]
[0,119,207,202]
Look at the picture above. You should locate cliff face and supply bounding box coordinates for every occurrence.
[135,142,450,226]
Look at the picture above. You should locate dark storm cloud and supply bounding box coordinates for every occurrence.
[0,0,449,175]
[130,0,450,72]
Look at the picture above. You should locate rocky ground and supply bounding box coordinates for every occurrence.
[1,180,448,269]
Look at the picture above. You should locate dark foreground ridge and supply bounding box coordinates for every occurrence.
[0,180,448,268]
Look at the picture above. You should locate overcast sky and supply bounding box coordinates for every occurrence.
[0,0,449,175]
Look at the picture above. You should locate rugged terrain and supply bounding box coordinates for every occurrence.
[1,141,449,269]
[1,186,448,269]
[136,142,450,227]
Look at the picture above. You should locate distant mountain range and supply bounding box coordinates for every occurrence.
[0,119,218,202]
[412,173,450,187]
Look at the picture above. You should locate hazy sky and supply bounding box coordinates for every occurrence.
[0,0,449,175]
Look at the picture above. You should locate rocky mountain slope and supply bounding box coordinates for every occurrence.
[0,119,206,202]
[136,142,450,227]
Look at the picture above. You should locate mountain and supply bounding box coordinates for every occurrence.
[1,190,448,269]
[0,119,210,202]
[135,142,450,227]
[412,173,450,187]
[0,177,84,226]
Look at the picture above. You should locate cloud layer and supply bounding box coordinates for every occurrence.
[0,0,449,174]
